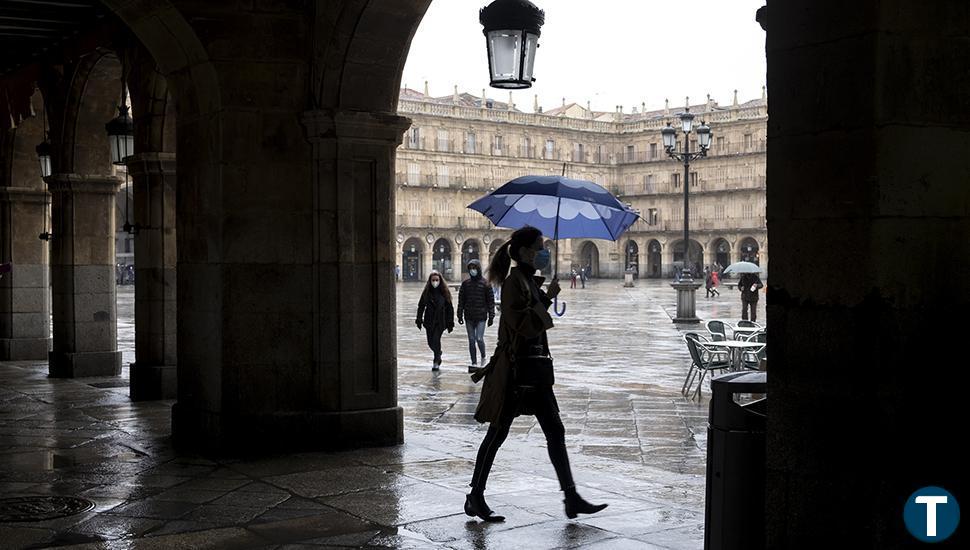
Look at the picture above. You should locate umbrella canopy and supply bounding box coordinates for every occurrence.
[722,261,762,274]
[467,175,639,241]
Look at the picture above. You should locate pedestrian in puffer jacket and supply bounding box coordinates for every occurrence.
[458,259,495,370]
[416,271,454,370]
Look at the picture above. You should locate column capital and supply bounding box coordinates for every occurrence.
[125,152,177,178]
[44,174,124,195]
[0,186,48,204]
[301,109,412,145]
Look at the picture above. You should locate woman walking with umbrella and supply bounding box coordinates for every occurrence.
[415,271,454,370]
[464,226,607,522]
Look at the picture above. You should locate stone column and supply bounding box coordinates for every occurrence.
[0,187,51,359]
[127,153,176,400]
[47,174,122,377]
[301,109,407,446]
[766,0,970,545]
[422,247,433,281]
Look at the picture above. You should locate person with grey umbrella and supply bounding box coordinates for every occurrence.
[738,271,764,322]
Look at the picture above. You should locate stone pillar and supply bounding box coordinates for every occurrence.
[422,247,433,281]
[766,0,970,545]
[299,109,406,446]
[127,153,177,400]
[47,174,121,377]
[172,109,406,450]
[0,187,51,359]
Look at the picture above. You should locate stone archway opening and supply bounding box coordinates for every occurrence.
[712,237,731,271]
[672,239,703,278]
[739,236,760,265]
[646,239,662,278]
[402,237,424,281]
[432,238,454,280]
[625,239,639,279]
[576,241,600,278]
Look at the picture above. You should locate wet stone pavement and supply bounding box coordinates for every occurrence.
[0,279,763,549]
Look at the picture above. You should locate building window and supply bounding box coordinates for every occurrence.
[408,127,420,148]
[626,145,635,162]
[493,135,504,155]
[522,137,532,158]
[437,130,450,152]
[573,143,585,162]
[644,174,654,194]
[437,165,449,187]
[742,203,754,218]
[407,163,420,185]
[545,139,555,160]
[649,142,657,159]
[744,133,753,150]
[714,204,725,219]
[672,173,681,188]
[596,145,605,163]
[716,136,725,152]
[465,132,476,154]
[647,208,658,226]
[690,172,698,187]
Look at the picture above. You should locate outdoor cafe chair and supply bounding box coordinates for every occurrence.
[736,320,763,329]
[683,334,732,400]
[740,331,767,370]
[706,320,730,342]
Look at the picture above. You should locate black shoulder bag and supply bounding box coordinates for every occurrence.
[511,274,555,388]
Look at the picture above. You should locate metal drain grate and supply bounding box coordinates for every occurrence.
[0,496,95,522]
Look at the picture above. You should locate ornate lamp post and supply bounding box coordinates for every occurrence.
[480,0,545,89]
[663,108,712,323]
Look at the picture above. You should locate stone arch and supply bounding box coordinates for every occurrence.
[711,237,731,271]
[646,239,662,278]
[401,237,424,281]
[432,237,454,280]
[739,236,760,265]
[575,240,601,278]
[671,239,703,277]
[624,239,639,278]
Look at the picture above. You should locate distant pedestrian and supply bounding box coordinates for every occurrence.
[416,271,454,370]
[395,265,401,281]
[711,268,721,296]
[738,271,764,323]
[465,226,607,523]
[458,259,495,371]
[569,269,577,289]
[705,268,714,298]
[580,266,587,288]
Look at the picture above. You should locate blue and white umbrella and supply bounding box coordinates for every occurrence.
[468,175,641,316]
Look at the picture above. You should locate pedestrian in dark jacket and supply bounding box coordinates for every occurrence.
[464,226,607,523]
[458,259,495,370]
[416,271,454,370]
[738,272,764,323]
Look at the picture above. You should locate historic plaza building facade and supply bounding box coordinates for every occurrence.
[394,87,768,281]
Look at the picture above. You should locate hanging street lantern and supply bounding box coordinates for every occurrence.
[105,104,134,166]
[35,140,52,178]
[480,0,545,90]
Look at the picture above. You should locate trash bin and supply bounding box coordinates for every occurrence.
[704,371,767,550]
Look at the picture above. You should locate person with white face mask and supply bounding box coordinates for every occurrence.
[416,270,454,370]
[458,259,495,372]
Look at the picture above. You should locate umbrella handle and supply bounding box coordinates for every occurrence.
[554,296,566,317]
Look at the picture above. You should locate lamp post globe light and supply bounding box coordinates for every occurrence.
[480,0,545,89]
[105,104,134,166]
[663,107,713,323]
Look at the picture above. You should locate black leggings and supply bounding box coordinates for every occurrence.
[470,386,574,493]
[425,326,444,363]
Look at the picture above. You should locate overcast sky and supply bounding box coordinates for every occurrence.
[403,0,767,113]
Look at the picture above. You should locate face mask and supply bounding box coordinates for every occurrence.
[469,269,479,277]
[431,281,440,288]
[534,249,551,270]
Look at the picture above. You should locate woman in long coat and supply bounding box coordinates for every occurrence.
[464,226,607,522]
[416,271,454,370]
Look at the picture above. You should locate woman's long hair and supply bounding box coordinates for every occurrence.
[421,270,452,304]
[487,226,542,287]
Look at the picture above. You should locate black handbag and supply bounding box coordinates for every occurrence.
[512,344,555,387]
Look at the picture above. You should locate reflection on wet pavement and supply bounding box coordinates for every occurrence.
[0,280,759,548]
